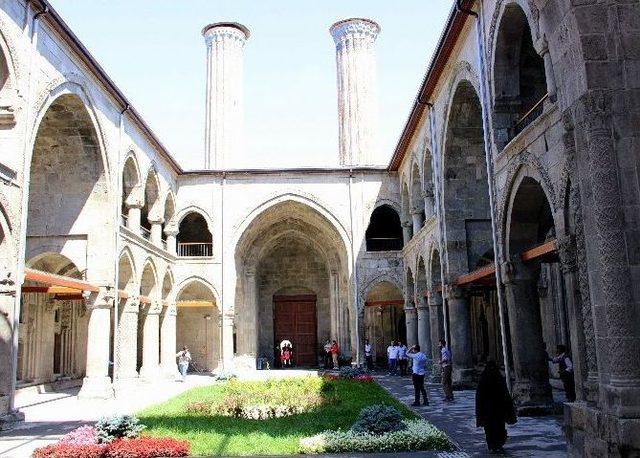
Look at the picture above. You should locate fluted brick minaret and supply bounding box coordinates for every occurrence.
[202,22,250,169]
[330,18,381,166]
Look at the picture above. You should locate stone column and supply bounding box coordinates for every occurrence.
[423,188,434,220]
[447,285,474,386]
[149,218,163,247]
[0,279,23,425]
[115,296,139,381]
[428,293,445,362]
[417,295,431,357]
[78,286,115,399]
[502,260,553,409]
[330,18,380,166]
[404,305,418,347]
[139,300,161,381]
[401,220,412,244]
[160,303,178,380]
[127,204,142,233]
[164,226,178,256]
[222,312,235,367]
[556,234,589,401]
[536,37,556,102]
[202,22,250,169]
[244,268,258,356]
[411,208,424,235]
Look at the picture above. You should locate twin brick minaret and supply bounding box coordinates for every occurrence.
[202,18,380,169]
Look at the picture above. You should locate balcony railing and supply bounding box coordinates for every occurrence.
[121,213,128,227]
[140,226,152,241]
[178,242,213,257]
[512,93,548,138]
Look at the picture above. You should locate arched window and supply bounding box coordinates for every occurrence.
[365,205,403,251]
[493,4,547,146]
[177,212,213,257]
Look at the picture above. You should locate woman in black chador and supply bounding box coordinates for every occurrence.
[475,360,517,454]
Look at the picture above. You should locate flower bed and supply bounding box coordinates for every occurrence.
[185,376,337,419]
[32,416,189,458]
[300,419,451,454]
[32,438,189,458]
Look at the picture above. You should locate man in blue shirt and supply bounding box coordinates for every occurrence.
[406,344,429,406]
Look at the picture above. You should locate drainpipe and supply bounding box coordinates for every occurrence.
[468,0,513,392]
[425,103,451,347]
[348,168,360,366]
[112,104,130,385]
[219,171,225,371]
[11,2,48,414]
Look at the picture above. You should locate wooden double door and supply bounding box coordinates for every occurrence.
[273,294,317,367]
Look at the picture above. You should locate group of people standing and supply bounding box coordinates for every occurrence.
[323,339,340,369]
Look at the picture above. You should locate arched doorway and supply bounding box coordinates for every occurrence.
[115,250,138,380]
[493,3,548,147]
[138,260,159,379]
[177,211,213,257]
[442,80,493,384]
[18,254,89,386]
[504,175,560,409]
[234,199,350,369]
[365,205,403,251]
[363,281,405,368]
[175,279,219,372]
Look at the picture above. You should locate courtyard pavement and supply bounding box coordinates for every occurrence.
[0,370,567,458]
[0,374,215,458]
[374,374,567,457]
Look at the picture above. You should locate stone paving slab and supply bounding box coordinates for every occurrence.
[374,374,566,457]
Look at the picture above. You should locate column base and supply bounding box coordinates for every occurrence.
[78,376,114,400]
[161,364,181,381]
[0,408,24,431]
[565,401,640,456]
[513,379,555,416]
[139,365,160,382]
[452,367,475,389]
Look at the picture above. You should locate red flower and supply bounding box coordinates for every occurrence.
[104,437,189,458]
[32,443,106,458]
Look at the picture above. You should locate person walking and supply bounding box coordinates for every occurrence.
[330,340,340,369]
[398,341,408,376]
[407,344,429,406]
[439,338,454,401]
[176,346,191,382]
[550,344,576,402]
[476,360,517,454]
[364,339,373,370]
[323,340,332,369]
[387,341,398,375]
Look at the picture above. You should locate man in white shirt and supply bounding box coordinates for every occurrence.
[387,341,398,375]
[407,344,429,406]
[364,339,373,370]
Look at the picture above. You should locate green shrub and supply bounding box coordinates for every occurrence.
[338,366,366,379]
[300,419,452,453]
[351,405,404,435]
[95,415,144,443]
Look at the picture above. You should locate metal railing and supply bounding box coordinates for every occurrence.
[178,242,213,257]
[512,93,548,138]
[140,226,152,241]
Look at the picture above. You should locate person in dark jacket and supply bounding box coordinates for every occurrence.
[475,360,517,454]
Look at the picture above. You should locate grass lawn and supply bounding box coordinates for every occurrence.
[138,377,417,456]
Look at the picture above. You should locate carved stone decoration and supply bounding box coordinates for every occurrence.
[557,234,578,274]
[577,91,639,383]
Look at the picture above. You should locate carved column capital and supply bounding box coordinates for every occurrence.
[122,295,140,313]
[445,284,467,300]
[163,225,179,236]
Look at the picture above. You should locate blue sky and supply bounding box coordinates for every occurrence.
[50,1,452,169]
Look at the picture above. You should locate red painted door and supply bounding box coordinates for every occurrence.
[274,295,317,366]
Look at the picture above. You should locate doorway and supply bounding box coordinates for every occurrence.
[273,294,317,367]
